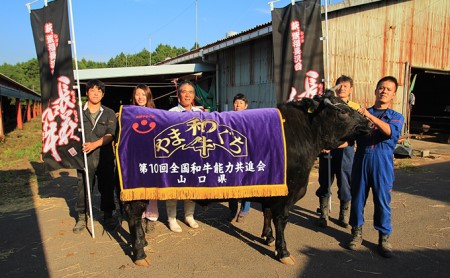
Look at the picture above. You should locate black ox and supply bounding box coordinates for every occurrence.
[125,90,371,266]
[197,90,371,265]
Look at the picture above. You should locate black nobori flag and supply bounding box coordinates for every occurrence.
[30,0,83,170]
[271,0,324,103]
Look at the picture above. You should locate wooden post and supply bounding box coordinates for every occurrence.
[16,98,23,130]
[26,99,31,122]
[32,101,37,118]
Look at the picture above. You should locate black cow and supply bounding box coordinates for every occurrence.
[194,90,371,265]
[125,89,371,266]
[253,91,371,264]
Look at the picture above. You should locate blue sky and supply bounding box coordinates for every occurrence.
[0,0,341,65]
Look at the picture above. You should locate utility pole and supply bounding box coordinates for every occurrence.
[195,0,198,49]
[149,37,152,65]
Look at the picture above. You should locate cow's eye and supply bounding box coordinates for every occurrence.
[337,111,349,120]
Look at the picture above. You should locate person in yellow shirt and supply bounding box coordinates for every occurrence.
[316,75,360,228]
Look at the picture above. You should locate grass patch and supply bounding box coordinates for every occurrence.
[0,119,42,169]
[394,159,427,173]
[0,141,42,167]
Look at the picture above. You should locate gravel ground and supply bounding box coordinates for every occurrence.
[1,138,449,277]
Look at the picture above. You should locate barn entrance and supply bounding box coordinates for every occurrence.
[409,68,450,140]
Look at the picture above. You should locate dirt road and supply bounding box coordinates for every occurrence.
[1,138,449,277]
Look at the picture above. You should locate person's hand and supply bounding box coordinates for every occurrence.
[82,142,98,154]
[321,149,330,154]
[357,107,371,118]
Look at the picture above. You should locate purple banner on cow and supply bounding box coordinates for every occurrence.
[116,106,288,201]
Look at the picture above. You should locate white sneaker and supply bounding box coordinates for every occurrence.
[185,216,199,229]
[168,218,182,233]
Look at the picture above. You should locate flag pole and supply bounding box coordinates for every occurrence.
[67,0,96,238]
[268,0,281,11]
[323,0,331,88]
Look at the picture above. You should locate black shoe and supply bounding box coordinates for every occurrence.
[73,213,86,234]
[317,197,329,228]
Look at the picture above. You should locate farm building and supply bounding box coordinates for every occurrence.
[0,73,41,140]
[78,0,450,133]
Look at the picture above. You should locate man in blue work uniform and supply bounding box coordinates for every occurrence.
[347,76,404,258]
[316,75,360,228]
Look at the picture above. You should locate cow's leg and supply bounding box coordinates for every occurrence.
[124,200,150,267]
[261,204,275,247]
[273,207,295,265]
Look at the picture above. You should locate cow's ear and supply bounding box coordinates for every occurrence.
[324,84,341,97]
[302,98,319,113]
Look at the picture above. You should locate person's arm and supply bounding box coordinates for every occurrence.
[338,142,349,148]
[320,141,349,154]
[83,109,117,153]
[82,135,113,154]
[358,107,392,136]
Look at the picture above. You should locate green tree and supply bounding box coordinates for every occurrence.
[190,42,200,51]
[0,60,40,93]
[0,43,190,93]
[152,44,188,64]
[75,58,107,70]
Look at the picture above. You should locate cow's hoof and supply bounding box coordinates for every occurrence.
[280,255,296,265]
[135,258,151,267]
[262,236,275,247]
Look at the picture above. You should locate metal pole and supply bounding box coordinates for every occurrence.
[402,61,410,135]
[325,152,332,212]
[149,38,152,66]
[195,0,198,49]
[268,0,281,11]
[68,0,95,238]
[25,0,40,14]
[324,0,331,88]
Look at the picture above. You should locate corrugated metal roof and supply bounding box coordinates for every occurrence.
[0,73,40,101]
[0,85,40,101]
[75,63,215,81]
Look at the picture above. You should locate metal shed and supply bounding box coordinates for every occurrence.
[0,73,42,139]
[78,0,450,133]
[162,0,450,132]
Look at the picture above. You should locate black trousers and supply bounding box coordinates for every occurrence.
[76,158,116,214]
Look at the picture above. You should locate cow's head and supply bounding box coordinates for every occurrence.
[293,87,371,150]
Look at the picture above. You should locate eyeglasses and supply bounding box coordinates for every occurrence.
[180,90,194,95]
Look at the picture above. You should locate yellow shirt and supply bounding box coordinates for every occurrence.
[347,100,361,110]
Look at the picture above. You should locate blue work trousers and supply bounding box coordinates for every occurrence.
[316,146,354,202]
[349,151,394,235]
[229,200,251,217]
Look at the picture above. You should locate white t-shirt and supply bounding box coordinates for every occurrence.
[169,104,203,112]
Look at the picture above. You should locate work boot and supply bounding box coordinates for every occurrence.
[347,226,363,250]
[317,197,330,228]
[378,233,393,258]
[73,212,86,234]
[338,201,350,228]
[166,200,182,232]
[184,200,199,229]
